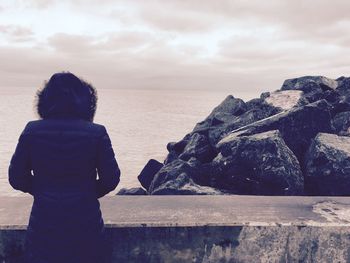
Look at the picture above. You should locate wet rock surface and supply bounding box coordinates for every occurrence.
[137,75,350,195]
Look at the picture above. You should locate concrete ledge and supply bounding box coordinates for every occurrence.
[1,196,350,262]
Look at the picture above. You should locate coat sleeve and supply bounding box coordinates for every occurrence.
[8,124,33,195]
[96,126,120,198]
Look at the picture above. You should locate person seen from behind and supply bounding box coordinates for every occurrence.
[8,71,120,263]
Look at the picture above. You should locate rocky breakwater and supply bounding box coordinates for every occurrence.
[118,76,350,196]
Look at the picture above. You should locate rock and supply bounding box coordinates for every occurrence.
[332,111,350,135]
[137,159,164,191]
[164,134,192,164]
[151,172,223,195]
[187,157,214,187]
[335,77,350,113]
[305,133,350,195]
[117,187,148,195]
[142,75,350,196]
[166,133,191,154]
[331,101,350,116]
[217,100,333,165]
[193,95,246,131]
[178,133,216,163]
[281,76,338,91]
[148,159,192,193]
[212,130,303,195]
[206,95,247,119]
[260,91,271,100]
[336,77,350,98]
[264,90,308,110]
[206,101,281,147]
[281,76,339,104]
[164,151,178,165]
[168,96,280,163]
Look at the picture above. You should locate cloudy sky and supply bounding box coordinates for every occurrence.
[0,0,350,95]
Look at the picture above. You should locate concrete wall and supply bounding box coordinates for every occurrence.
[1,196,350,262]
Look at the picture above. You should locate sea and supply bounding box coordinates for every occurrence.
[0,87,255,196]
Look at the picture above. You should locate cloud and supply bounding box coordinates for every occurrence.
[25,0,57,9]
[47,31,157,55]
[138,6,219,33]
[117,1,350,43]
[47,33,97,55]
[0,35,272,97]
[0,25,34,42]
[0,0,350,98]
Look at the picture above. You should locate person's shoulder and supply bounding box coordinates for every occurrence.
[90,122,108,136]
[21,119,106,136]
[21,120,42,134]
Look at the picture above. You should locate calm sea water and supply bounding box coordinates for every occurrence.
[0,88,253,196]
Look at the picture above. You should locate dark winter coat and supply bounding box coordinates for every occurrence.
[8,72,120,263]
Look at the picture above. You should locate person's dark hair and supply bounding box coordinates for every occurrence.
[35,72,98,122]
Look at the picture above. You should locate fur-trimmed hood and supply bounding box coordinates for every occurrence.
[35,72,97,122]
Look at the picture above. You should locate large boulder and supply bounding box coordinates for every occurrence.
[137,159,163,191]
[164,134,192,164]
[263,90,308,110]
[205,100,281,147]
[116,187,148,195]
[151,172,223,195]
[281,76,339,104]
[148,159,192,193]
[217,100,333,165]
[178,133,216,163]
[212,130,303,195]
[193,95,247,131]
[281,76,338,91]
[336,76,350,98]
[332,111,350,136]
[333,77,350,114]
[305,133,350,195]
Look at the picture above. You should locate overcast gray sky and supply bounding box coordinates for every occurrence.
[0,0,349,95]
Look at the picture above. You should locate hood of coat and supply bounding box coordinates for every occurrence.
[35,72,97,122]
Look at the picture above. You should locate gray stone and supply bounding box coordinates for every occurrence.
[336,76,350,99]
[263,90,308,110]
[281,76,338,91]
[332,111,350,135]
[209,95,247,117]
[116,187,148,195]
[206,101,281,147]
[137,159,163,191]
[218,100,333,165]
[164,134,192,164]
[192,95,246,133]
[281,76,339,104]
[213,130,303,195]
[178,133,216,163]
[305,133,350,195]
[151,173,223,195]
[148,159,192,193]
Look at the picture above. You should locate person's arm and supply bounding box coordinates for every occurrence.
[96,126,120,198]
[8,124,33,195]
